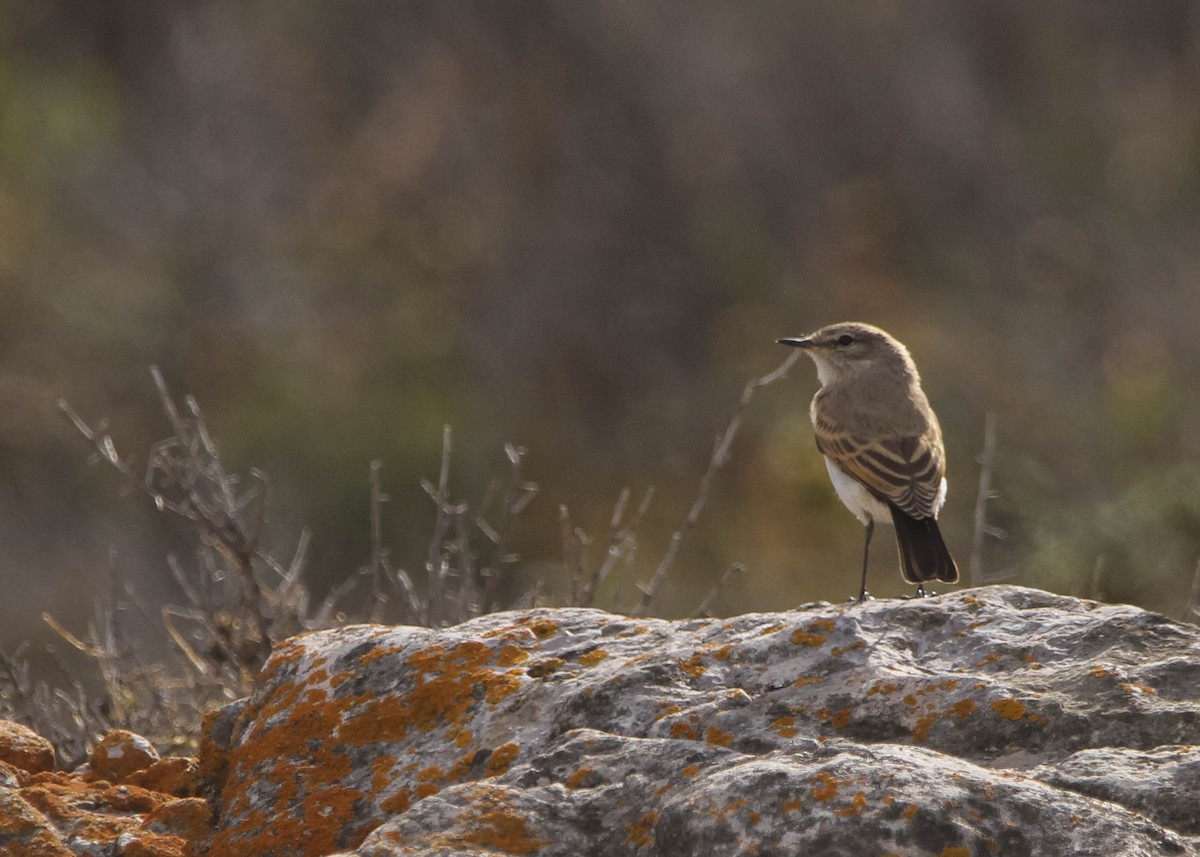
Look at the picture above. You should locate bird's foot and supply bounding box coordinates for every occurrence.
[901,585,935,600]
[848,590,873,604]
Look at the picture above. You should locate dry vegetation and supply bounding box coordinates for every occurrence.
[0,357,803,764]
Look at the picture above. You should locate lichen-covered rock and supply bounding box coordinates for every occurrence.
[1032,745,1200,836]
[0,721,203,857]
[349,730,1191,857]
[0,720,56,776]
[89,728,161,782]
[196,585,1200,857]
[125,756,202,798]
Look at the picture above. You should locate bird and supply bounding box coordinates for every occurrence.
[778,322,958,601]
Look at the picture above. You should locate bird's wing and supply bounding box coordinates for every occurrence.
[813,415,944,519]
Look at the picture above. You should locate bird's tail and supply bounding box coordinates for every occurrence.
[888,503,959,584]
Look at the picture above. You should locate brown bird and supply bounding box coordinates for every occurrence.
[778,322,958,601]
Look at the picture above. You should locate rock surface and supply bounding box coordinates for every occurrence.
[190,585,1200,857]
[0,722,205,857]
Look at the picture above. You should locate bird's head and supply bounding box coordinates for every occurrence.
[777,322,912,385]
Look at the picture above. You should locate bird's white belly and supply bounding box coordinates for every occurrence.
[825,458,892,525]
[823,457,947,525]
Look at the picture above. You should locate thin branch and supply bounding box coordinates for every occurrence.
[635,350,801,616]
[423,425,454,626]
[1183,557,1200,624]
[689,563,745,619]
[969,411,997,586]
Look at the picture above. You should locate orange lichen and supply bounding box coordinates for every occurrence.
[913,713,939,742]
[811,771,840,801]
[829,709,852,729]
[712,645,733,661]
[680,653,708,678]
[951,699,977,718]
[414,782,439,799]
[416,765,444,783]
[772,716,799,738]
[755,622,786,637]
[991,699,1027,721]
[357,645,403,666]
[486,671,524,703]
[459,811,549,855]
[525,658,566,678]
[680,764,702,778]
[1090,664,1115,677]
[625,811,660,847]
[705,726,733,747]
[370,757,395,795]
[941,848,970,857]
[380,787,410,814]
[430,788,551,855]
[834,791,867,817]
[781,797,803,814]
[791,628,827,647]
[486,743,520,776]
[831,641,866,657]
[578,649,609,666]
[793,676,822,688]
[529,620,559,639]
[1121,681,1157,695]
[902,803,918,820]
[565,767,594,789]
[902,694,918,708]
[495,645,530,666]
[670,722,699,741]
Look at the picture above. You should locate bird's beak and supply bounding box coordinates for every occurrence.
[777,337,814,349]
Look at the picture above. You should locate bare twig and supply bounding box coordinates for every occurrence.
[579,487,655,608]
[1183,557,1200,624]
[423,425,455,626]
[478,444,537,613]
[1090,554,1107,602]
[559,504,588,607]
[366,459,389,622]
[969,411,997,586]
[689,563,745,619]
[635,350,801,616]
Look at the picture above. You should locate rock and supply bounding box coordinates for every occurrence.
[1032,744,1200,836]
[125,756,202,798]
[0,721,204,857]
[0,720,56,775]
[350,730,1191,857]
[194,585,1200,857]
[0,786,74,857]
[89,729,161,782]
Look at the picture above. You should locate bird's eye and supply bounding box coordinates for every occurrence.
[837,334,854,346]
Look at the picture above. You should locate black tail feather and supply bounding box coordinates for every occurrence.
[888,503,959,584]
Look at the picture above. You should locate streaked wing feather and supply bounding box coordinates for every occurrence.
[814,420,943,518]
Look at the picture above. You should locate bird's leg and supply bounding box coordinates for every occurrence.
[855,519,874,603]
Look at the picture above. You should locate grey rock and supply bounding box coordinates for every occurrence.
[199,586,1200,856]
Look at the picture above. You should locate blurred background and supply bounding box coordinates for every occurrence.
[3,2,1200,656]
